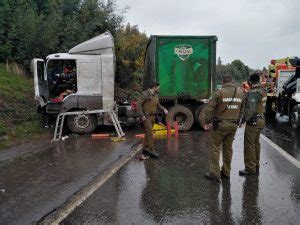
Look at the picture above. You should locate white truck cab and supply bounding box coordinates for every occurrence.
[31,31,119,133]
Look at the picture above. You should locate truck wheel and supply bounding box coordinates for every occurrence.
[290,106,300,130]
[67,114,97,134]
[166,105,194,131]
[195,104,207,128]
[265,110,276,119]
[265,98,276,119]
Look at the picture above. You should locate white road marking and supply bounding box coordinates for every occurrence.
[261,134,300,169]
[39,143,143,224]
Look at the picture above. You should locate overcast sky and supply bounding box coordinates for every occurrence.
[116,0,300,69]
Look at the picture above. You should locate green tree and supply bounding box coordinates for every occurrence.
[7,0,40,67]
[0,0,12,62]
[216,58,254,85]
[231,59,250,82]
[0,0,126,72]
[115,23,148,87]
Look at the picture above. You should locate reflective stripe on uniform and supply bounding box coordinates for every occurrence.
[222,98,243,103]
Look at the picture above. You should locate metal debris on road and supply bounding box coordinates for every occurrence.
[62,135,69,141]
[111,137,126,142]
[92,134,110,138]
[139,154,149,160]
[135,134,145,138]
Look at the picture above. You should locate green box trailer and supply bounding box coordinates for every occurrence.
[144,35,217,131]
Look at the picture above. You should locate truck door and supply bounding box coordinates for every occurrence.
[32,58,48,107]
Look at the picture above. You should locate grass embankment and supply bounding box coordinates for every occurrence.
[0,64,45,150]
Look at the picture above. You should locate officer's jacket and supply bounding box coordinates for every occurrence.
[244,85,267,122]
[137,89,166,117]
[202,83,245,123]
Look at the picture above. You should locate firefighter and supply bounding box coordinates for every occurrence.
[137,82,168,158]
[201,74,245,182]
[239,72,267,176]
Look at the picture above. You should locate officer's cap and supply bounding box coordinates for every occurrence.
[248,72,260,84]
[222,74,233,83]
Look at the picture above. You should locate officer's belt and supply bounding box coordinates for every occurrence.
[213,118,239,124]
[255,114,263,118]
[248,113,264,121]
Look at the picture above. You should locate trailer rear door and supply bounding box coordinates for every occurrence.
[156,37,215,99]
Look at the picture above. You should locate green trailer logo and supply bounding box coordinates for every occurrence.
[174,44,193,61]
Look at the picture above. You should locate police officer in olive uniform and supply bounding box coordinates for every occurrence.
[137,82,168,158]
[201,74,245,182]
[239,73,267,176]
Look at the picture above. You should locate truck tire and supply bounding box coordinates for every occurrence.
[265,98,276,119]
[265,109,276,119]
[166,105,194,131]
[195,104,207,128]
[290,105,300,130]
[67,114,97,134]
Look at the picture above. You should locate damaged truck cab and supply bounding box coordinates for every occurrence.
[265,57,300,129]
[32,31,136,134]
[282,67,300,129]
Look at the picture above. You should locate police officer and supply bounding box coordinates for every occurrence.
[137,82,168,158]
[201,74,245,182]
[239,72,267,176]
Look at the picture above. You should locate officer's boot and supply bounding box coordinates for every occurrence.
[143,148,159,159]
[239,168,257,176]
[220,171,230,179]
[205,173,221,182]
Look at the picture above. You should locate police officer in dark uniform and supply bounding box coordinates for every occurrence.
[137,82,168,158]
[201,74,245,182]
[239,72,267,176]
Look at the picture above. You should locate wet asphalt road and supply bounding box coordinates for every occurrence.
[63,129,300,224]
[0,131,139,224]
[263,114,300,160]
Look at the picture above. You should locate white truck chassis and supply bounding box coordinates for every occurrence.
[53,109,124,141]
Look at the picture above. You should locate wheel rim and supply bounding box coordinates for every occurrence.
[174,112,187,126]
[291,112,298,129]
[74,115,90,129]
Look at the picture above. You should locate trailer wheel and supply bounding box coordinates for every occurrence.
[290,106,300,130]
[67,114,97,134]
[166,105,194,131]
[265,98,276,119]
[265,109,276,119]
[195,104,207,129]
